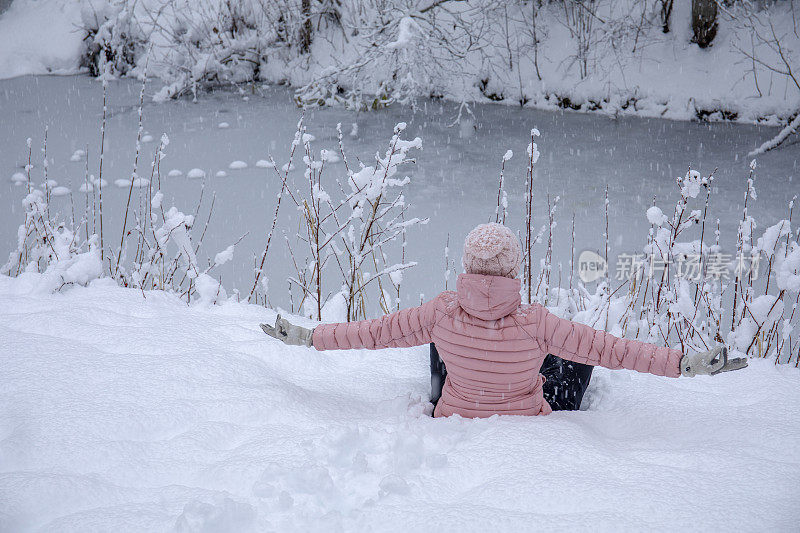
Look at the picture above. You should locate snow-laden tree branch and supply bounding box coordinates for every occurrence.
[748,112,800,157]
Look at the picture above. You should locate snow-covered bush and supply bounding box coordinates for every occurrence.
[72,0,798,129]
[508,137,800,365]
[3,140,229,304]
[1,133,103,293]
[294,5,483,110]
[148,0,273,102]
[80,0,145,77]
[277,121,426,321]
[105,131,236,305]
[2,186,103,293]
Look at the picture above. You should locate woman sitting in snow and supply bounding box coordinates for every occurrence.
[262,223,747,418]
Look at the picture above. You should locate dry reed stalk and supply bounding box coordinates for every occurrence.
[98,76,108,268]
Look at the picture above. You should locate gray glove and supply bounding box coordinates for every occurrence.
[260,314,314,347]
[680,346,748,377]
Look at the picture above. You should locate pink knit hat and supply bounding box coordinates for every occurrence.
[462,223,522,278]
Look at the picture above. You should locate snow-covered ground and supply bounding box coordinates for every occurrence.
[0,0,83,79]
[1,273,799,531]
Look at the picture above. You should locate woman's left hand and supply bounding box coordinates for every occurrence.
[261,315,314,347]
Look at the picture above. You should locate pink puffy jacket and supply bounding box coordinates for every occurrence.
[313,274,683,418]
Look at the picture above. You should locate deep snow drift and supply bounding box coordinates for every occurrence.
[1,273,798,531]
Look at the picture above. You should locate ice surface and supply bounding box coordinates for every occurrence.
[0,76,796,313]
[0,274,798,531]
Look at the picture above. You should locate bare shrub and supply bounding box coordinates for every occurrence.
[509,133,800,365]
[284,122,427,321]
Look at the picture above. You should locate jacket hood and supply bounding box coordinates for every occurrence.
[456,273,521,320]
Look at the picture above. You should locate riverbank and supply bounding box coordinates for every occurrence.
[1,0,797,127]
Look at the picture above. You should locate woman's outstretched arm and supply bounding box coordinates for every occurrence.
[533,304,683,378]
[312,301,438,351]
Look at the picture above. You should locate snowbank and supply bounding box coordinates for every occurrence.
[1,273,798,531]
[0,0,84,78]
[0,1,797,125]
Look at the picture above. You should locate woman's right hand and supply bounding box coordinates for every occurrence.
[680,346,748,377]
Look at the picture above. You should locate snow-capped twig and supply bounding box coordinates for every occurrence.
[523,128,541,304]
[747,112,800,157]
[115,61,149,278]
[98,72,108,268]
[248,119,303,303]
[494,150,512,224]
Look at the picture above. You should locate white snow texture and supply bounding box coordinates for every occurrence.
[1,274,798,531]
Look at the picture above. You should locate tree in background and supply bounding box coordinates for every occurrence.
[692,0,718,47]
[660,0,674,33]
[300,0,313,53]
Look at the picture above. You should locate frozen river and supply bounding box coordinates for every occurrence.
[1,75,796,310]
